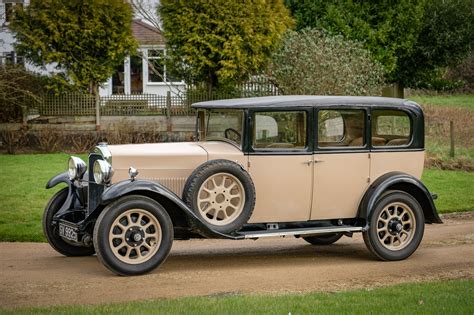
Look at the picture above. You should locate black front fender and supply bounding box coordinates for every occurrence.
[358,172,442,227]
[100,179,236,239]
[46,171,70,189]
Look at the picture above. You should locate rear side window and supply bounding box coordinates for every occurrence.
[372,110,411,146]
[318,109,366,148]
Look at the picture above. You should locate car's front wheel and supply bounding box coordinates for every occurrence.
[363,190,424,261]
[93,195,173,276]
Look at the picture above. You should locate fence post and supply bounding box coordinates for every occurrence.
[166,91,172,132]
[95,93,101,131]
[449,121,455,158]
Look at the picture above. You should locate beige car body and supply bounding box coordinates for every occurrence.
[108,141,424,224]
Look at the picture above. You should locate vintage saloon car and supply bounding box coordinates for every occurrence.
[44,96,442,275]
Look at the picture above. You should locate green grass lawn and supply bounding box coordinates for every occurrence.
[0,153,472,242]
[409,94,474,110]
[2,280,473,314]
[0,153,86,242]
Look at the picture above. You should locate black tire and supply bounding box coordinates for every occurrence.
[182,159,256,234]
[363,190,424,261]
[43,187,95,256]
[302,233,343,245]
[93,195,173,276]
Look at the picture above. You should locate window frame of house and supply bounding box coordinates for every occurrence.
[145,47,183,85]
[3,1,24,25]
[146,48,166,84]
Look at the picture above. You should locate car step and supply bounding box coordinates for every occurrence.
[238,226,364,239]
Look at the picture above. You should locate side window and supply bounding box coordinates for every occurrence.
[253,111,307,150]
[318,109,366,147]
[372,110,411,147]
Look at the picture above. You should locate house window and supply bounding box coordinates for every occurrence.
[4,2,23,24]
[147,49,165,83]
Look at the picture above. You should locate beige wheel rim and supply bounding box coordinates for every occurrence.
[197,172,245,226]
[376,202,416,251]
[108,209,162,264]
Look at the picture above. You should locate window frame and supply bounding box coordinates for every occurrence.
[369,107,414,150]
[246,108,313,155]
[197,108,246,150]
[146,48,166,84]
[314,106,369,153]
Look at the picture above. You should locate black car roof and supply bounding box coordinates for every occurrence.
[192,95,419,110]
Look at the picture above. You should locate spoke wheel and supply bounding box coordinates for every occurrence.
[363,190,424,261]
[94,195,173,276]
[197,172,245,226]
[376,202,415,251]
[109,209,162,264]
[182,159,256,234]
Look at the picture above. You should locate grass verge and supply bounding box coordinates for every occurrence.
[2,280,473,314]
[0,154,472,242]
[409,94,474,110]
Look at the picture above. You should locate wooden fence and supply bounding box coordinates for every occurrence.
[37,79,280,117]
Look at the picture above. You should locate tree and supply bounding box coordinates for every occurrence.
[10,0,137,95]
[0,64,45,122]
[284,0,473,89]
[285,0,424,79]
[159,0,293,93]
[269,29,384,96]
[395,0,474,88]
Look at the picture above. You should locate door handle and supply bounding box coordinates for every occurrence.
[303,160,313,165]
[314,159,324,163]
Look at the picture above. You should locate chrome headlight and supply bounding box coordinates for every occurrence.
[93,160,114,184]
[68,156,87,180]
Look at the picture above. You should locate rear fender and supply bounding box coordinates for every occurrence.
[358,172,442,227]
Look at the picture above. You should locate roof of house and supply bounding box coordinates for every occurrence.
[132,20,164,46]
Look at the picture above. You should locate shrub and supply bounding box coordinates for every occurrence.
[0,127,29,154]
[269,29,384,96]
[0,65,45,122]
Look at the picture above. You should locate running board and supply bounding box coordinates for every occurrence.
[238,226,364,239]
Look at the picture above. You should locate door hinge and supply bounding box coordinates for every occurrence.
[368,153,371,159]
[367,177,371,183]
[247,160,251,168]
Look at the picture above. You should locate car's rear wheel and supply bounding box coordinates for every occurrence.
[363,190,424,261]
[183,160,256,234]
[43,187,95,256]
[93,195,173,276]
[302,233,343,245]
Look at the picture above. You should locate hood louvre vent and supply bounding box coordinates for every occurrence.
[148,177,187,196]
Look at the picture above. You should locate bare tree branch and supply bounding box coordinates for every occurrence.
[130,0,162,32]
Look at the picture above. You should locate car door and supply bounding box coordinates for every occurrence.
[311,108,370,220]
[246,109,314,223]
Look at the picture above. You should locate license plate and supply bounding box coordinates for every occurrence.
[59,223,78,242]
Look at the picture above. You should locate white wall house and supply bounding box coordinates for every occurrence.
[0,0,24,65]
[1,2,184,97]
[99,20,186,97]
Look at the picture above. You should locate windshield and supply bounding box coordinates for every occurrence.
[199,109,244,147]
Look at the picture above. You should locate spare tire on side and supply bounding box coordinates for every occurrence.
[182,159,256,234]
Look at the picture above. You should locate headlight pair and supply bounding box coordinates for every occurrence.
[68,156,113,184]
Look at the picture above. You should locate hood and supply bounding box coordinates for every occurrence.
[108,142,207,186]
